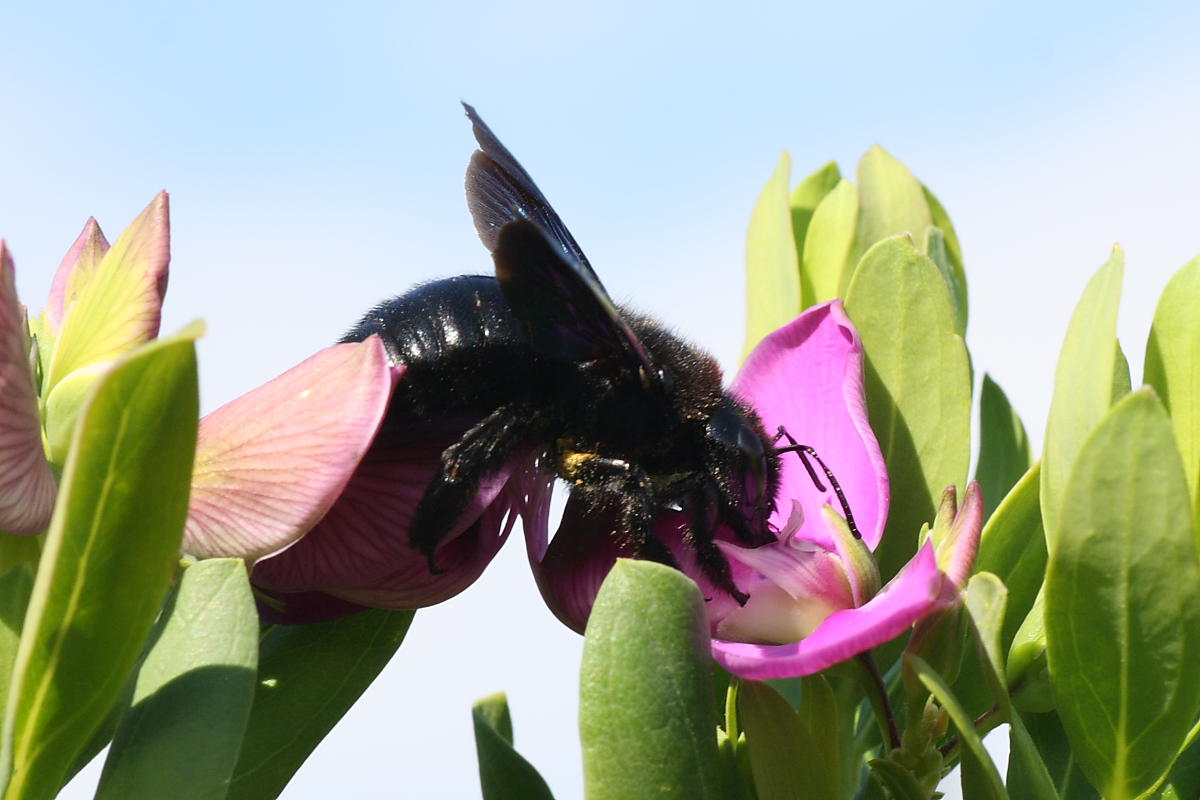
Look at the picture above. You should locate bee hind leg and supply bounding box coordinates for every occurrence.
[411,403,542,573]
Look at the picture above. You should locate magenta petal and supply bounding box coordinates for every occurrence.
[732,300,889,551]
[46,218,110,330]
[0,244,56,535]
[252,426,526,608]
[184,337,393,559]
[527,492,635,633]
[711,541,945,680]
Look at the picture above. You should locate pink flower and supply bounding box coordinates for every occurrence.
[531,301,981,679]
[0,194,170,536]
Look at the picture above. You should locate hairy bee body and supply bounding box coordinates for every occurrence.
[351,107,782,602]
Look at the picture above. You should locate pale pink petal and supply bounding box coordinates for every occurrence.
[45,192,170,391]
[184,337,393,559]
[46,218,109,330]
[732,300,889,551]
[711,541,945,679]
[0,244,56,535]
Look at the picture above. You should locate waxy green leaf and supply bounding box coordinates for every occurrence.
[851,146,934,270]
[580,559,723,800]
[976,463,1046,656]
[803,178,859,305]
[473,693,555,800]
[922,185,967,322]
[963,574,1058,800]
[1144,255,1200,533]
[1011,712,1094,800]
[1046,389,1200,799]
[1041,247,1124,548]
[844,235,972,580]
[0,568,31,728]
[976,375,1033,520]
[740,679,840,800]
[789,160,841,259]
[96,558,258,800]
[1,331,198,800]
[226,608,414,800]
[744,153,801,358]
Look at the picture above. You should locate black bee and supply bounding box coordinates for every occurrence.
[343,104,784,604]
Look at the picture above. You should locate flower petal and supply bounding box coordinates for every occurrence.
[184,337,393,559]
[44,192,170,394]
[251,427,526,608]
[732,300,889,551]
[0,243,56,535]
[711,541,945,679]
[939,481,983,588]
[45,218,110,331]
[527,491,633,633]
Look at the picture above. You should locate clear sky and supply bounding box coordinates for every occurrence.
[3,1,1199,797]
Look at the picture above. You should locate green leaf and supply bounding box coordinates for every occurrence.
[1046,389,1200,799]
[908,654,1008,799]
[1144,729,1200,800]
[226,608,414,800]
[580,559,723,800]
[789,160,841,259]
[0,567,31,728]
[803,178,859,305]
[95,558,258,800]
[976,375,1033,520]
[0,332,199,800]
[963,574,1059,800]
[844,235,972,580]
[1041,247,1124,548]
[1113,340,1132,404]
[1144,255,1200,533]
[42,362,112,466]
[850,146,933,274]
[473,693,555,800]
[977,463,1046,655]
[1012,712,1096,800]
[739,681,805,800]
[965,464,1051,716]
[744,152,800,358]
[922,184,967,324]
[923,226,967,336]
[740,679,840,800]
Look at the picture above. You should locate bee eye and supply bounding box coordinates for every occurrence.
[707,402,769,507]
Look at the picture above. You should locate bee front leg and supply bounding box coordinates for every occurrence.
[559,451,680,567]
[411,403,542,573]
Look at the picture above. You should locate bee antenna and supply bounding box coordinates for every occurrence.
[772,426,862,540]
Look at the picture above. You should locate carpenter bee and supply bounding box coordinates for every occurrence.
[344,104,785,604]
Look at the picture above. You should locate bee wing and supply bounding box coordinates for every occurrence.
[463,102,593,275]
[492,220,654,366]
[464,104,655,370]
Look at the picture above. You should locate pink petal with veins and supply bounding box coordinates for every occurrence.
[0,244,56,535]
[185,337,393,559]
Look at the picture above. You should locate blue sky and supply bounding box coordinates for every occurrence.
[3,1,1199,797]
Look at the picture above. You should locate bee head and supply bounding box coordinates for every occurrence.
[705,397,780,537]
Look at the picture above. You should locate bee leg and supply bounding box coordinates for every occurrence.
[561,452,684,568]
[411,403,541,573]
[681,484,751,606]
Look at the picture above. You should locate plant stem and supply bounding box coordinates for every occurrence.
[858,652,901,750]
